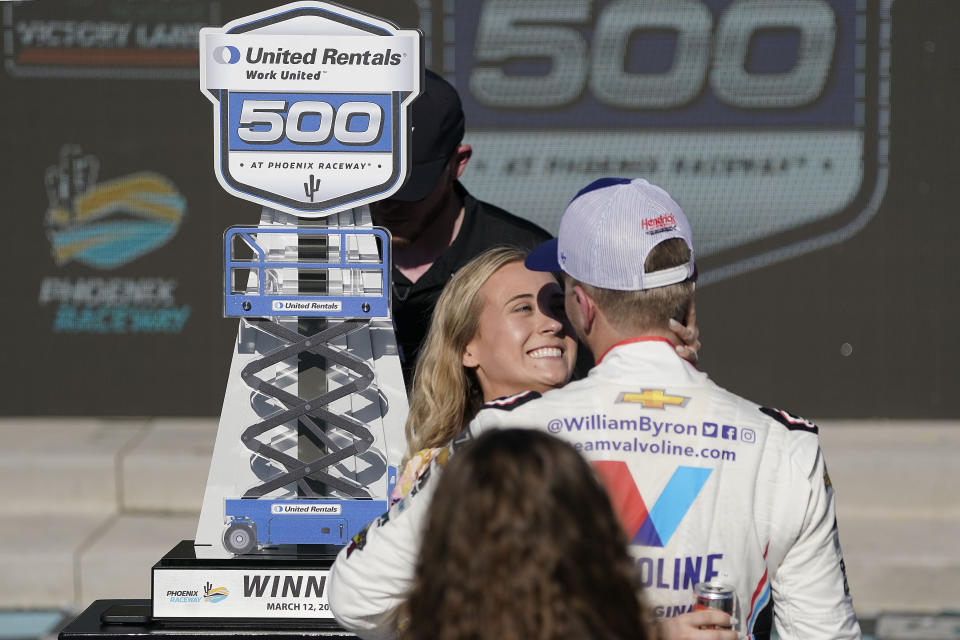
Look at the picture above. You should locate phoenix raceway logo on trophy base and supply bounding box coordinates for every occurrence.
[37,145,191,334]
[203,581,229,604]
[199,1,421,217]
[1,0,218,80]
[166,581,229,604]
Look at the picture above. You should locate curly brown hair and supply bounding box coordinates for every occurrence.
[402,429,654,640]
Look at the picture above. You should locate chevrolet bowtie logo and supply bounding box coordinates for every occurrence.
[616,389,689,410]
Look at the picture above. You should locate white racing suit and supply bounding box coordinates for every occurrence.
[328,338,860,640]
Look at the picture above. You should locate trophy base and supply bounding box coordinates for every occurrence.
[151,540,343,628]
[59,599,357,639]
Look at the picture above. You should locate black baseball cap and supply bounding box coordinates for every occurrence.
[391,69,466,202]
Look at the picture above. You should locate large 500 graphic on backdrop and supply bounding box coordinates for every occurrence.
[439,0,890,283]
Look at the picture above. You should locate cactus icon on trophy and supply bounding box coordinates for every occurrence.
[303,174,321,201]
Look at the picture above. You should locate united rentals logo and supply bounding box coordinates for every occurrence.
[270,503,342,515]
[617,390,690,410]
[235,46,403,67]
[212,45,241,65]
[1,0,218,80]
[271,300,342,312]
[199,1,422,217]
[37,145,191,334]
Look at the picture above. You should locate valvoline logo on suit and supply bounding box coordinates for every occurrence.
[593,462,724,595]
[594,462,711,547]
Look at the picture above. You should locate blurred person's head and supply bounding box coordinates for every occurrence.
[402,429,653,640]
[526,178,696,354]
[372,69,472,246]
[405,247,576,456]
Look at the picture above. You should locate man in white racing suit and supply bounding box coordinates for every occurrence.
[328,178,860,640]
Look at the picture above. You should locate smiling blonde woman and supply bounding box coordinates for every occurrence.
[403,246,576,459]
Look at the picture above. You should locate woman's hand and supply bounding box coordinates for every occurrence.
[669,292,701,365]
[658,610,738,640]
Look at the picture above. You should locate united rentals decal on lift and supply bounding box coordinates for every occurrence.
[199,1,422,217]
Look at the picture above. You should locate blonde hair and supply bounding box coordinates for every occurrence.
[405,246,529,457]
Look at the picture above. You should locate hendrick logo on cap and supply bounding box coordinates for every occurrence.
[642,214,677,234]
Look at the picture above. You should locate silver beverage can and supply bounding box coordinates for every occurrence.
[693,581,736,615]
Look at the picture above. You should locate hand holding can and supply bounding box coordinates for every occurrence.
[658,610,739,639]
[693,581,739,632]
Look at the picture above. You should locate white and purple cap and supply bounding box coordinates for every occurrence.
[526,178,695,290]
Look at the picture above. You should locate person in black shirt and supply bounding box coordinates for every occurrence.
[371,70,551,384]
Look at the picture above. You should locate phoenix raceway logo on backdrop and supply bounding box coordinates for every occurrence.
[1,0,219,79]
[438,0,892,284]
[37,145,191,335]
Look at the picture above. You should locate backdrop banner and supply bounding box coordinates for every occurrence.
[2,0,958,418]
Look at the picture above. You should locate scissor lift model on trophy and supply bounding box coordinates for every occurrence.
[197,220,403,557]
[149,2,421,626]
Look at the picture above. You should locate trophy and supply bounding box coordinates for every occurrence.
[149,2,421,627]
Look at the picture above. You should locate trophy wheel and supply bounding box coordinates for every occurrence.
[223,522,256,555]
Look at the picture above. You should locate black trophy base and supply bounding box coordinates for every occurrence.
[59,599,357,639]
[150,540,346,630]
